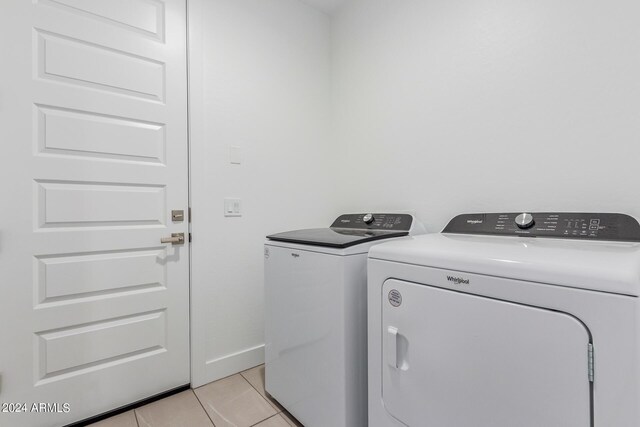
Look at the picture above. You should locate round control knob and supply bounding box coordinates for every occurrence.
[515,213,535,229]
[363,213,375,224]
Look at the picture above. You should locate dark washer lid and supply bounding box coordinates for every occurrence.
[266,213,414,249]
[266,228,409,249]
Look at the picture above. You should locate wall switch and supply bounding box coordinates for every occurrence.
[228,146,242,165]
[224,198,242,217]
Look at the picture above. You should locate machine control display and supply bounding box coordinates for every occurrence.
[443,212,640,242]
[330,213,414,232]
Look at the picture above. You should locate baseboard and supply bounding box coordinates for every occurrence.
[191,344,264,388]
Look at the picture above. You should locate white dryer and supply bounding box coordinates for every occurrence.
[265,213,424,427]
[368,212,640,427]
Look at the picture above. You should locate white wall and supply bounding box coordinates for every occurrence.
[189,0,337,386]
[332,0,640,231]
[190,0,640,386]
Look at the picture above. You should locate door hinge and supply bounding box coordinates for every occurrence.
[588,343,594,382]
[189,233,192,243]
[188,207,192,223]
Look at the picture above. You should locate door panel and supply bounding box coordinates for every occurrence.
[40,0,165,39]
[37,105,166,163]
[381,279,592,427]
[36,310,166,382]
[0,1,189,426]
[36,30,166,101]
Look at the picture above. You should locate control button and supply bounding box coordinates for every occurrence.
[515,213,535,229]
[363,213,375,224]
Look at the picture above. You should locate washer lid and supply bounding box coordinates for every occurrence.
[266,213,415,249]
[266,227,408,249]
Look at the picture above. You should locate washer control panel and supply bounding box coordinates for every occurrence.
[515,213,535,229]
[331,213,413,231]
[443,212,640,242]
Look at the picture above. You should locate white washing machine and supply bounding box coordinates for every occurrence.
[265,213,425,427]
[368,212,640,427]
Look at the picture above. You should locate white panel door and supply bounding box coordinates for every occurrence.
[0,1,190,426]
[381,279,592,427]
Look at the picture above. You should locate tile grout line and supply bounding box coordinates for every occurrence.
[191,388,218,427]
[240,370,299,427]
[249,413,281,427]
[133,408,141,427]
[240,369,283,415]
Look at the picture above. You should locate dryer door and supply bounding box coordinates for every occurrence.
[381,279,592,427]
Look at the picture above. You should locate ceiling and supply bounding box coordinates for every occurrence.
[299,0,346,14]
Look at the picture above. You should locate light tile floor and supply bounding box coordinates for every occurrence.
[89,365,302,427]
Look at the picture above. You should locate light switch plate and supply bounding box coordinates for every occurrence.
[224,198,242,217]
[228,146,242,165]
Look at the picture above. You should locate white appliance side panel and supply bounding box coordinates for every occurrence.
[342,255,369,427]
[381,279,592,427]
[265,245,364,426]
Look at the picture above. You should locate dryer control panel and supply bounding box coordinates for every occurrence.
[443,212,640,242]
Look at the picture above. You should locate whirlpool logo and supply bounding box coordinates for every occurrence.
[447,275,470,285]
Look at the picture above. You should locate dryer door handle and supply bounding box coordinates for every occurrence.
[387,326,399,369]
